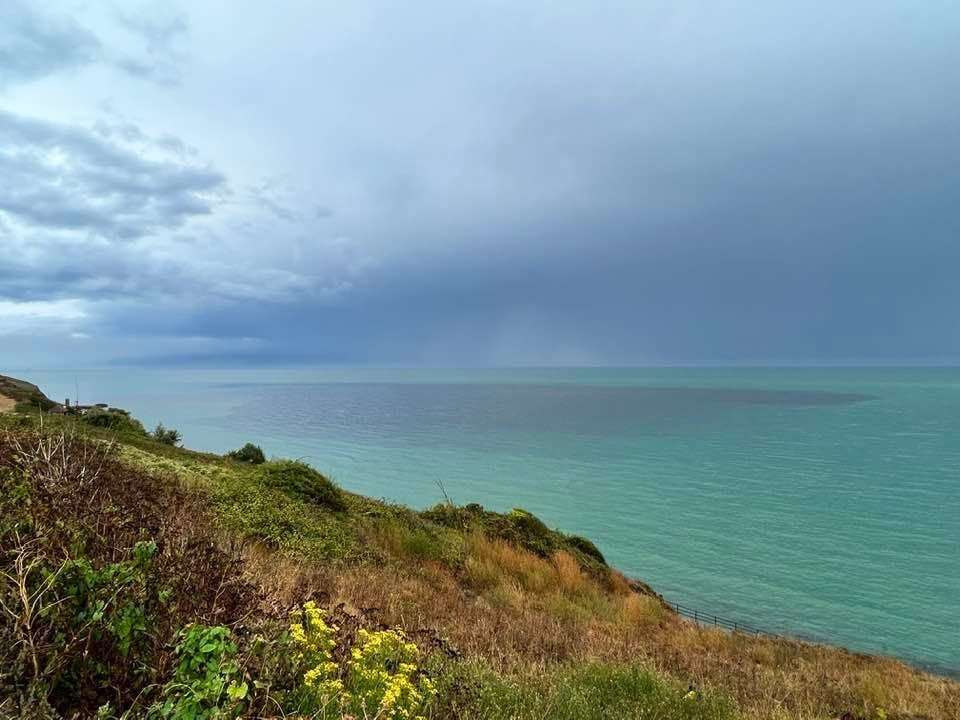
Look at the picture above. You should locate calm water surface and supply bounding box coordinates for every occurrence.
[18,367,960,674]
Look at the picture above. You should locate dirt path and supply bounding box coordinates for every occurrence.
[0,394,16,413]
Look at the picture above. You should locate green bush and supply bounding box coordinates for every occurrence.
[153,423,182,446]
[81,408,148,435]
[565,535,606,565]
[259,460,346,512]
[506,508,558,558]
[227,442,266,465]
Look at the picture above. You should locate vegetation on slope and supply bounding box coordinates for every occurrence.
[0,374,56,412]
[1,400,957,720]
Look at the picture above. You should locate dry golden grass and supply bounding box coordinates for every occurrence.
[552,550,588,595]
[620,592,665,627]
[241,534,960,720]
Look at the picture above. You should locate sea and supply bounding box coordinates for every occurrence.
[16,366,960,675]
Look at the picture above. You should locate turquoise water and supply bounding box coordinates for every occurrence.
[17,367,960,674]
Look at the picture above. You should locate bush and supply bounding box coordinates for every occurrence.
[565,535,606,565]
[81,408,147,435]
[260,460,345,512]
[227,442,266,465]
[153,423,182,446]
[506,508,557,558]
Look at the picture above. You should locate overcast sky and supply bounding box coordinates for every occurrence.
[2,1,959,367]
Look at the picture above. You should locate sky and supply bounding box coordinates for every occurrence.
[1,0,959,368]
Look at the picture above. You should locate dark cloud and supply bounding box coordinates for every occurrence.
[0,111,223,239]
[3,1,960,366]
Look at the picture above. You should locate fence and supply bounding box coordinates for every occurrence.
[667,600,779,637]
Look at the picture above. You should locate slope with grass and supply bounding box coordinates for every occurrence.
[0,374,56,413]
[0,383,957,720]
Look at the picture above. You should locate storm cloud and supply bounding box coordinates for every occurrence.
[1,1,959,366]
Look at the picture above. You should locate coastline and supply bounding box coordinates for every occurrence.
[6,368,959,676]
[1,373,959,719]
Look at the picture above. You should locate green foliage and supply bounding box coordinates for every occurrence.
[0,528,167,715]
[150,625,248,719]
[259,460,345,512]
[213,476,358,559]
[433,662,737,720]
[118,447,360,560]
[82,408,148,435]
[564,535,606,564]
[58,540,158,658]
[226,443,265,465]
[153,423,183,446]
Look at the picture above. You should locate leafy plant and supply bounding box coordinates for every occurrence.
[150,625,248,719]
[58,540,158,658]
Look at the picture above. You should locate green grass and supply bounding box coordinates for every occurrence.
[260,459,346,511]
[434,662,738,720]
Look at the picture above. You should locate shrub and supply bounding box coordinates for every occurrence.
[153,423,182,446]
[565,535,606,565]
[260,460,345,512]
[506,508,557,558]
[81,408,147,435]
[150,625,248,719]
[227,442,266,465]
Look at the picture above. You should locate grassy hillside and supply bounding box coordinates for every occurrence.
[1,399,957,719]
[0,374,56,412]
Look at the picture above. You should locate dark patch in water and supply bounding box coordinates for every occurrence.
[224,382,875,440]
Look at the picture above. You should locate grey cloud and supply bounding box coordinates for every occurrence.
[114,8,188,85]
[0,111,224,239]
[249,183,298,222]
[0,1,100,88]
[0,2,189,90]
[4,1,960,366]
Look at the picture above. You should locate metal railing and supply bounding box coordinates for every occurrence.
[668,600,778,637]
